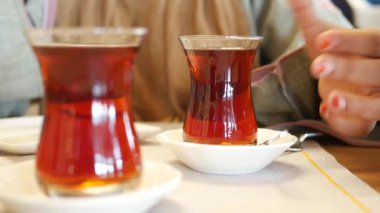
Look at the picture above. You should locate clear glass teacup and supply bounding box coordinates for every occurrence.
[27,27,146,196]
[180,35,262,145]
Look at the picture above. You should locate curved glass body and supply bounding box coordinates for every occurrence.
[27,27,146,196]
[180,35,262,145]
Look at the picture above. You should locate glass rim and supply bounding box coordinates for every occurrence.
[26,26,148,36]
[26,27,147,47]
[179,35,263,41]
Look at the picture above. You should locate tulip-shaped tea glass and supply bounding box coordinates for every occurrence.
[27,27,146,196]
[180,35,262,145]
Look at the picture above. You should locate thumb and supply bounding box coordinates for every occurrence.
[288,0,350,58]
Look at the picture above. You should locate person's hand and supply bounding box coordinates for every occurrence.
[312,29,380,137]
[288,0,379,137]
[288,0,347,59]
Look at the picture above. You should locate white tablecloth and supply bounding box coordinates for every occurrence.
[0,121,379,212]
[142,142,380,213]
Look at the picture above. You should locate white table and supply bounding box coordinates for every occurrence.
[0,119,379,212]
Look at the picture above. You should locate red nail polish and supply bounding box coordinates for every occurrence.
[320,104,328,117]
[331,96,340,108]
[320,38,331,50]
[330,93,346,111]
[319,36,338,51]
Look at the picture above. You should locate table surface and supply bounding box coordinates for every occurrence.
[320,142,380,193]
[0,119,379,212]
[151,122,380,193]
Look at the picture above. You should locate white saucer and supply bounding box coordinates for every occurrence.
[0,160,181,213]
[154,128,298,175]
[135,123,162,141]
[0,116,161,154]
[0,116,42,154]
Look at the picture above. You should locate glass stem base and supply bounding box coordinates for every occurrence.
[38,177,140,197]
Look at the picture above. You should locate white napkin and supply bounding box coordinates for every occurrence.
[143,142,380,213]
[0,141,379,212]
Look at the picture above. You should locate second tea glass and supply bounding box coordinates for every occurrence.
[180,35,262,145]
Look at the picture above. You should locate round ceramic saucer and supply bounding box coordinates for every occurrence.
[154,128,298,175]
[0,160,181,213]
[0,116,161,154]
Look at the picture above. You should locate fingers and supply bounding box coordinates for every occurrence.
[288,0,320,31]
[288,0,328,58]
[326,90,380,121]
[311,54,380,87]
[288,0,345,58]
[319,89,380,137]
[288,0,338,30]
[320,102,376,137]
[317,29,380,57]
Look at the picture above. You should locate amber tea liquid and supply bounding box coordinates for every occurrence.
[34,45,141,194]
[183,48,258,145]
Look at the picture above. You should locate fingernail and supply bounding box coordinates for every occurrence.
[320,37,331,50]
[312,56,335,78]
[320,104,329,118]
[319,36,337,51]
[330,92,346,112]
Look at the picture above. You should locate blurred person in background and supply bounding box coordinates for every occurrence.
[346,0,380,28]
[10,0,380,138]
[0,0,45,117]
[53,0,350,125]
